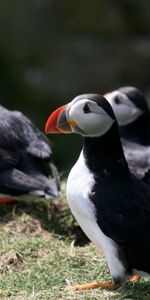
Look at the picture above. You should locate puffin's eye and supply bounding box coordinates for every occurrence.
[114,96,121,105]
[83,103,91,113]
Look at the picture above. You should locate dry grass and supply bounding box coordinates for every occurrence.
[0,183,149,299]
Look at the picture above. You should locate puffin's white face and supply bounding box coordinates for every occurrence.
[67,99,114,137]
[105,91,143,126]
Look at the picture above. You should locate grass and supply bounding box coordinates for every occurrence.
[0,183,149,299]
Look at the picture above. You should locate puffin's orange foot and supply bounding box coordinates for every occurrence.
[65,281,116,291]
[65,274,141,291]
[127,274,141,284]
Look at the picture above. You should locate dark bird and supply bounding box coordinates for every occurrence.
[0,105,60,204]
[45,94,150,290]
[105,86,150,183]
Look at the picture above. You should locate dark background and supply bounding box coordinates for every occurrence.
[0,0,150,176]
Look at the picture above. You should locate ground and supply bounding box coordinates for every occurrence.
[0,183,149,300]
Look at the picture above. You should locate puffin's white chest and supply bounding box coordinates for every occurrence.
[66,150,126,279]
[67,151,96,225]
[67,151,104,246]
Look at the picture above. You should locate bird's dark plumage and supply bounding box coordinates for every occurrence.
[0,105,60,199]
[45,93,150,286]
[85,123,150,276]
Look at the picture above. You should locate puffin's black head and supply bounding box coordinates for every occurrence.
[105,86,148,126]
[118,86,148,112]
[45,94,116,137]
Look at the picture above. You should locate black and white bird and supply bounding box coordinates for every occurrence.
[105,86,150,183]
[0,104,60,204]
[45,94,150,290]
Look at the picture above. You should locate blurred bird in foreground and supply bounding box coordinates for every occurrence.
[45,94,150,290]
[105,86,150,184]
[0,105,60,204]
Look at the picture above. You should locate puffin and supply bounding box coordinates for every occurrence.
[45,94,150,290]
[0,104,60,204]
[105,86,150,184]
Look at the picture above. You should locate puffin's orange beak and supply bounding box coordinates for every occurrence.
[45,104,72,134]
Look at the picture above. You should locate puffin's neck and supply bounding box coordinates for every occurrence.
[83,123,129,176]
[119,112,150,145]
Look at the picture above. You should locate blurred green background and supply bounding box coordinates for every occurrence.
[0,0,150,176]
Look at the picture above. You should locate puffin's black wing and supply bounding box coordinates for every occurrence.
[0,148,20,170]
[122,139,150,180]
[14,111,52,159]
[91,173,150,243]
[0,108,51,159]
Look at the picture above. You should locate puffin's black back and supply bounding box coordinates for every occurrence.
[82,108,150,274]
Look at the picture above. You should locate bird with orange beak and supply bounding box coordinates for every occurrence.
[45,94,150,290]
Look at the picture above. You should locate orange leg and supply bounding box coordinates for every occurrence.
[65,274,141,291]
[128,274,141,283]
[65,281,116,291]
